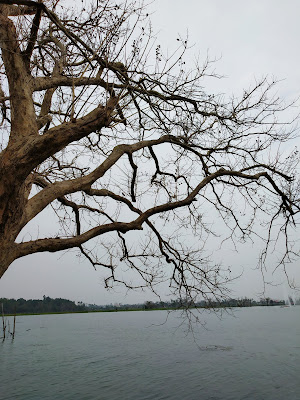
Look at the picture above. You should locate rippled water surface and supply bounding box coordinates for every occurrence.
[1,306,300,400]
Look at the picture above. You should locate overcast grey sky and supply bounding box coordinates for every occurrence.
[0,0,299,305]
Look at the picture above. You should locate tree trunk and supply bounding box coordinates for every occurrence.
[0,153,32,278]
[0,242,17,278]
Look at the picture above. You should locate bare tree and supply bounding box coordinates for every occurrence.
[0,0,299,306]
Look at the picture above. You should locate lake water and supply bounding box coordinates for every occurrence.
[1,306,299,400]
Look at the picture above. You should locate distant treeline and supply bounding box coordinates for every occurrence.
[87,297,295,312]
[1,296,299,315]
[0,296,86,314]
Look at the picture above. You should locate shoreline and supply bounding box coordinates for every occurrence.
[4,304,295,317]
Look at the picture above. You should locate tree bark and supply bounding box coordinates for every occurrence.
[0,152,32,276]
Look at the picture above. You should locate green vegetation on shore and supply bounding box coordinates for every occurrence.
[0,296,85,315]
[1,296,298,317]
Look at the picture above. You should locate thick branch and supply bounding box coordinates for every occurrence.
[21,135,179,228]
[0,10,37,141]
[3,96,118,184]
[15,220,144,258]
[22,4,42,69]
[19,166,289,260]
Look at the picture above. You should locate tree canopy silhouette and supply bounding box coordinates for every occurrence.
[0,0,299,306]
